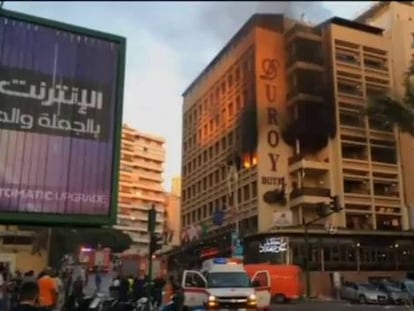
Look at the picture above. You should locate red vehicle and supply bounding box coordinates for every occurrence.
[244,264,302,303]
[79,247,112,272]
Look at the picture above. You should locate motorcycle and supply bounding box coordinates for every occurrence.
[135,296,157,311]
[88,292,121,311]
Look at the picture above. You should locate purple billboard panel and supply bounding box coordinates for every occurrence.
[0,10,125,225]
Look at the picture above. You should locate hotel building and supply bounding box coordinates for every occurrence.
[170,12,414,296]
[114,124,166,253]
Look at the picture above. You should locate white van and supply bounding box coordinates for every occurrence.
[181,257,271,311]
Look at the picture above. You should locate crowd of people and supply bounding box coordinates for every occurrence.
[0,265,182,311]
[110,271,168,308]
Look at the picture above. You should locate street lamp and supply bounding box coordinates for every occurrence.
[226,164,239,235]
[219,160,240,254]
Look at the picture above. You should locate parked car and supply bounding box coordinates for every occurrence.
[376,281,409,304]
[340,281,388,304]
[392,279,414,303]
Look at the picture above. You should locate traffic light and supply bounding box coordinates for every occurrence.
[330,195,342,212]
[150,233,163,255]
[148,206,156,232]
[316,202,330,218]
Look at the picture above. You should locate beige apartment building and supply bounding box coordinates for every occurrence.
[167,13,414,296]
[114,124,166,252]
[164,177,182,248]
[171,176,182,197]
[356,0,414,231]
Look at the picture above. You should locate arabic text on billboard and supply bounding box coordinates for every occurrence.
[0,13,124,224]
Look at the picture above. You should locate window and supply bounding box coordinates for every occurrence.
[235,67,240,81]
[228,74,233,87]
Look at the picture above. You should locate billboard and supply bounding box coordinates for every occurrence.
[0,9,125,225]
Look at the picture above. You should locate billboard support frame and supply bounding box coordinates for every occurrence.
[0,8,126,226]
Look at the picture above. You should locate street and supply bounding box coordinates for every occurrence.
[272,301,414,311]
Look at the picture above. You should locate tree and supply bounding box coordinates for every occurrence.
[365,59,414,135]
[48,227,132,267]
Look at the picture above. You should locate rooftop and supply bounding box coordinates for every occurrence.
[354,1,413,23]
[182,13,284,97]
[317,16,384,35]
[122,124,165,143]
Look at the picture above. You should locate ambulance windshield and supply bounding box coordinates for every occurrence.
[207,272,251,288]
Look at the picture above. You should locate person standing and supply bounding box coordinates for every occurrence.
[0,267,4,311]
[118,275,130,303]
[132,272,145,302]
[152,274,166,308]
[12,281,48,311]
[10,271,22,310]
[53,271,64,311]
[37,268,57,311]
[94,268,102,293]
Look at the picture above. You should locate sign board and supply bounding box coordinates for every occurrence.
[273,211,292,227]
[231,232,244,259]
[259,237,287,254]
[333,272,341,288]
[0,9,125,225]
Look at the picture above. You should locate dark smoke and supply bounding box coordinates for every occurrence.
[197,1,333,42]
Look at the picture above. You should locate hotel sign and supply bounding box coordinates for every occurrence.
[260,58,284,187]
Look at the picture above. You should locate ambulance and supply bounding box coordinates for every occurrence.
[181,258,271,311]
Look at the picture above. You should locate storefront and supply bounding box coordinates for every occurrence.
[244,230,414,272]
[164,227,414,297]
[243,229,414,297]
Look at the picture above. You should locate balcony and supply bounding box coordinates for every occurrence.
[135,149,165,162]
[340,113,365,129]
[368,118,393,133]
[134,160,163,173]
[288,154,329,176]
[337,81,363,100]
[364,57,388,75]
[289,187,331,207]
[287,38,324,71]
[285,23,322,43]
[138,171,163,183]
[137,181,164,193]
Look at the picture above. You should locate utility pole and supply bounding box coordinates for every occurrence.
[226,163,240,256]
[303,196,342,298]
[303,216,310,298]
[147,205,156,311]
[232,164,239,236]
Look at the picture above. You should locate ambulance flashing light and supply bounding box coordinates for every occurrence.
[212,257,242,265]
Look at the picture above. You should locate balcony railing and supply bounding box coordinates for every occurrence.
[287,55,323,67]
[340,117,365,128]
[285,24,322,39]
[288,154,304,165]
[338,85,363,97]
[290,187,330,199]
[286,88,323,101]
[364,60,388,71]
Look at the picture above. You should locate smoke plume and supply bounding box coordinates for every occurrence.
[197,1,333,42]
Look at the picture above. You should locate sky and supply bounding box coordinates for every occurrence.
[3,1,375,190]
